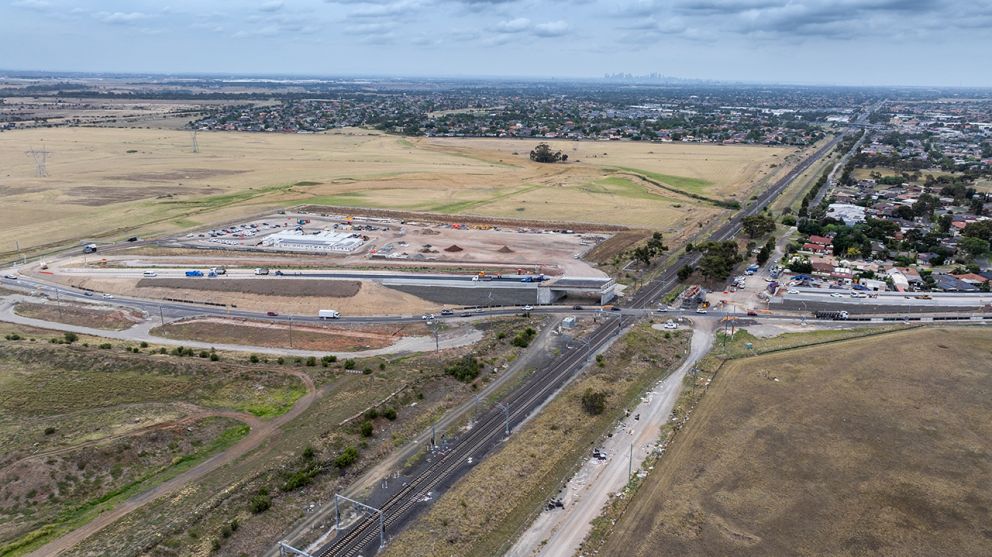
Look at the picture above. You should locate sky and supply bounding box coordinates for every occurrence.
[3,0,992,86]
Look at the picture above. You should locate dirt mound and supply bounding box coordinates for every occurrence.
[444,245,464,252]
[496,245,514,253]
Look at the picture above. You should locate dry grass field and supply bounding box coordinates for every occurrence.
[601,327,992,557]
[0,127,795,260]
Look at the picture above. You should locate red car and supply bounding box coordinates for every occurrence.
[266,311,278,316]
[746,310,758,317]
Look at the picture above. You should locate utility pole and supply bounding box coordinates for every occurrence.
[628,442,634,480]
[497,402,510,436]
[159,304,165,326]
[55,288,63,320]
[288,316,293,348]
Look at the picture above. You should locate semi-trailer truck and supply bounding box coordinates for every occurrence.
[318,309,341,319]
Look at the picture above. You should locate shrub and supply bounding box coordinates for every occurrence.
[581,388,608,416]
[302,446,316,460]
[210,352,219,361]
[511,327,537,348]
[63,332,78,344]
[249,354,260,364]
[365,408,379,420]
[139,341,148,348]
[158,347,167,354]
[444,354,481,382]
[4,333,21,341]
[383,407,397,421]
[322,355,337,364]
[359,420,374,438]
[249,490,271,514]
[595,354,605,368]
[343,359,356,370]
[305,356,316,367]
[99,343,112,350]
[334,446,360,469]
[277,357,285,365]
[44,426,56,435]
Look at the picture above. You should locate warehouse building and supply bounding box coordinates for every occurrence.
[261,230,365,252]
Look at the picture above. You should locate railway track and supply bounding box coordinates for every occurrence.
[314,317,623,557]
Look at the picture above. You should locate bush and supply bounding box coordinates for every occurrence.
[322,355,337,364]
[249,489,271,514]
[302,446,316,460]
[383,407,398,421]
[305,356,316,367]
[199,350,209,358]
[63,332,78,344]
[209,352,219,361]
[444,354,481,382]
[511,327,537,348]
[139,341,148,348]
[359,420,374,438]
[99,343,112,350]
[580,388,608,416]
[277,357,285,365]
[595,354,605,368]
[343,359,356,370]
[365,408,379,420]
[158,347,167,354]
[249,354,260,364]
[5,333,22,341]
[44,426,56,435]
[334,446,360,469]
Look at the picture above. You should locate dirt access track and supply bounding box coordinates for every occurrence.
[602,326,992,557]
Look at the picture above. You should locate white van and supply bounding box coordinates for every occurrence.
[142,270,158,277]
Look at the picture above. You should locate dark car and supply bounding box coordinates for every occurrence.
[266,311,278,316]
[126,236,139,242]
[610,306,621,312]
[274,270,284,276]
[572,305,583,310]
[84,292,93,296]
[746,310,758,316]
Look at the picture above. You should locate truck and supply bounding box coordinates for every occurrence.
[185,270,204,277]
[254,267,269,276]
[814,310,849,320]
[318,309,341,320]
[210,267,226,275]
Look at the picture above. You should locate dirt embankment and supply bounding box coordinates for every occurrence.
[151,318,427,352]
[13,301,143,331]
[297,205,631,232]
[137,278,361,297]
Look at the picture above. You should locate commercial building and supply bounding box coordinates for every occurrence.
[261,230,365,253]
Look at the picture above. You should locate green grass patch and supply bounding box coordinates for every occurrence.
[0,421,249,557]
[612,166,712,193]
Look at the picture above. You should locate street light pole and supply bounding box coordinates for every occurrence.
[288,316,293,348]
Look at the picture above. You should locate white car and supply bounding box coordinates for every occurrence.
[663,320,678,330]
[3,274,16,280]
[787,289,799,294]
[830,293,843,298]
[102,293,114,299]
[523,305,534,311]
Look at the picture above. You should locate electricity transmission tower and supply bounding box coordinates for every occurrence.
[191,130,199,153]
[26,145,51,177]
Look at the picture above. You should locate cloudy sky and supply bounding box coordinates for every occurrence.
[3,0,992,86]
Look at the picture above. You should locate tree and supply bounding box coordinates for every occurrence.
[741,214,776,238]
[63,332,78,344]
[334,446,360,469]
[581,389,608,416]
[698,241,742,280]
[529,143,566,163]
[959,236,989,261]
[963,220,992,242]
[677,265,695,281]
